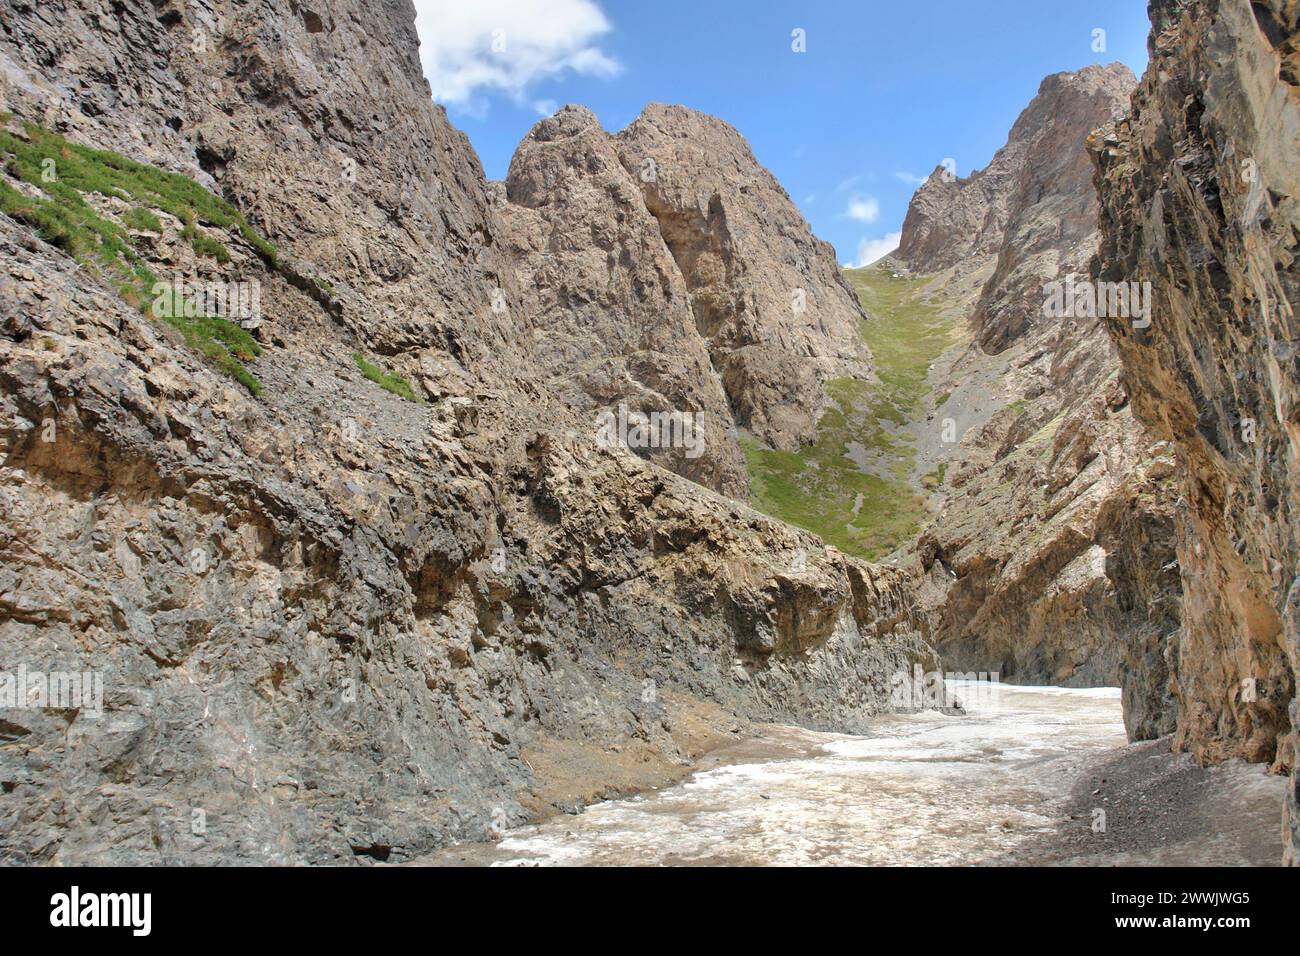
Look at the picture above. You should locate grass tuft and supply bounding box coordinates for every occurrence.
[0,121,278,280]
[921,462,949,491]
[153,290,263,396]
[123,206,162,233]
[353,352,423,403]
[191,232,231,263]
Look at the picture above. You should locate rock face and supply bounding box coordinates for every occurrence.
[495,105,747,497]
[497,102,873,497]
[898,66,1135,351]
[1091,0,1299,863]
[615,104,873,452]
[970,67,1136,354]
[0,1,938,864]
[3,0,1293,868]
[0,0,527,374]
[895,65,1184,739]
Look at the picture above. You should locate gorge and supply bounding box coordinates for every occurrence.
[0,0,1295,867]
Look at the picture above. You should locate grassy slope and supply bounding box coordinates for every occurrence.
[0,118,275,393]
[741,264,963,560]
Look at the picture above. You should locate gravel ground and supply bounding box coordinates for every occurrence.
[999,737,1288,866]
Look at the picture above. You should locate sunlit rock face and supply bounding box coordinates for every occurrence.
[892,66,1183,741]
[898,63,1136,355]
[1091,0,1299,863]
[495,101,875,497]
[0,1,935,863]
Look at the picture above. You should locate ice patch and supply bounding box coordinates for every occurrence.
[439,682,1129,866]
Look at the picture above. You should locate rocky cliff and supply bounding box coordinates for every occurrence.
[892,65,1183,739]
[497,101,873,497]
[3,0,1295,868]
[616,104,873,451]
[1092,0,1299,862]
[495,105,748,497]
[0,0,934,863]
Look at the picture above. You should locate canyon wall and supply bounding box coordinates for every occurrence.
[1092,0,1299,862]
[893,66,1182,740]
[3,0,1295,867]
[0,0,934,863]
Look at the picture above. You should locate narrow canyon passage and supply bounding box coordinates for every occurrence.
[419,683,1285,867]
[1,0,1295,876]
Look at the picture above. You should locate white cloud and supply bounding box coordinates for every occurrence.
[843,194,881,224]
[413,0,621,112]
[845,232,902,268]
[894,171,927,186]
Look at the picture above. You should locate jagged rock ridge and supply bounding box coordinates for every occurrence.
[497,102,874,497]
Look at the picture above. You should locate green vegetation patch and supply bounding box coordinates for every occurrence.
[353,352,423,403]
[152,289,263,396]
[123,206,162,233]
[0,121,277,272]
[0,120,273,392]
[846,266,965,412]
[921,462,949,491]
[191,233,231,263]
[741,265,965,560]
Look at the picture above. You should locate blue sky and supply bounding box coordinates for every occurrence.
[413,0,1150,266]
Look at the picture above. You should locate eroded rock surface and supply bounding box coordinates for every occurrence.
[1091,0,1299,863]
[615,104,873,452]
[496,105,746,497]
[496,101,874,496]
[0,0,933,864]
[888,66,1182,742]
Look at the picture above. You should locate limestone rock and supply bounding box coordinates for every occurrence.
[896,65,1184,739]
[615,104,874,451]
[497,106,747,497]
[497,101,874,496]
